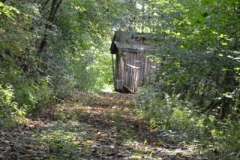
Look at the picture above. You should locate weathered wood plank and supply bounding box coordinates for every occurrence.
[124,64,140,93]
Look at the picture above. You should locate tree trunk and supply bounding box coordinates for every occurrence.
[38,0,62,54]
[207,69,236,119]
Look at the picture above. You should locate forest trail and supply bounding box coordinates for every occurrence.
[0,91,202,160]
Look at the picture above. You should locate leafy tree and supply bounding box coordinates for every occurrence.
[137,0,240,119]
[0,0,125,120]
[135,0,240,157]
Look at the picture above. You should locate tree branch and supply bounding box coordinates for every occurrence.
[38,0,62,54]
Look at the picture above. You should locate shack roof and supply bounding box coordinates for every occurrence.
[110,30,161,54]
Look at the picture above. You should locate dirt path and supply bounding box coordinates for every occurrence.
[0,92,202,160]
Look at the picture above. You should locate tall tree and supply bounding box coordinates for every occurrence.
[38,0,62,54]
[136,0,240,119]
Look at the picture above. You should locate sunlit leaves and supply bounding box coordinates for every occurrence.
[0,2,20,19]
[136,0,240,158]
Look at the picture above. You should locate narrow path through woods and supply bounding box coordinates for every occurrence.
[0,92,203,160]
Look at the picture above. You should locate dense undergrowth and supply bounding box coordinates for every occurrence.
[136,88,240,160]
[1,0,240,159]
[0,0,113,129]
[1,91,238,159]
[0,91,212,159]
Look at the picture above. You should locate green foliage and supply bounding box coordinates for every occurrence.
[0,84,18,126]
[0,2,20,19]
[137,88,240,158]
[0,0,117,127]
[15,78,52,113]
[2,0,239,157]
[134,0,240,158]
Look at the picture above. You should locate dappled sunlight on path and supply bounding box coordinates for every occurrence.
[0,91,204,159]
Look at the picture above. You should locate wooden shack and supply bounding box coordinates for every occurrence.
[110,31,158,93]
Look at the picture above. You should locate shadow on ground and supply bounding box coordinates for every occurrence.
[0,92,220,160]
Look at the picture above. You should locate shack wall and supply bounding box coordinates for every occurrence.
[114,52,157,93]
[125,52,157,84]
[114,53,125,91]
